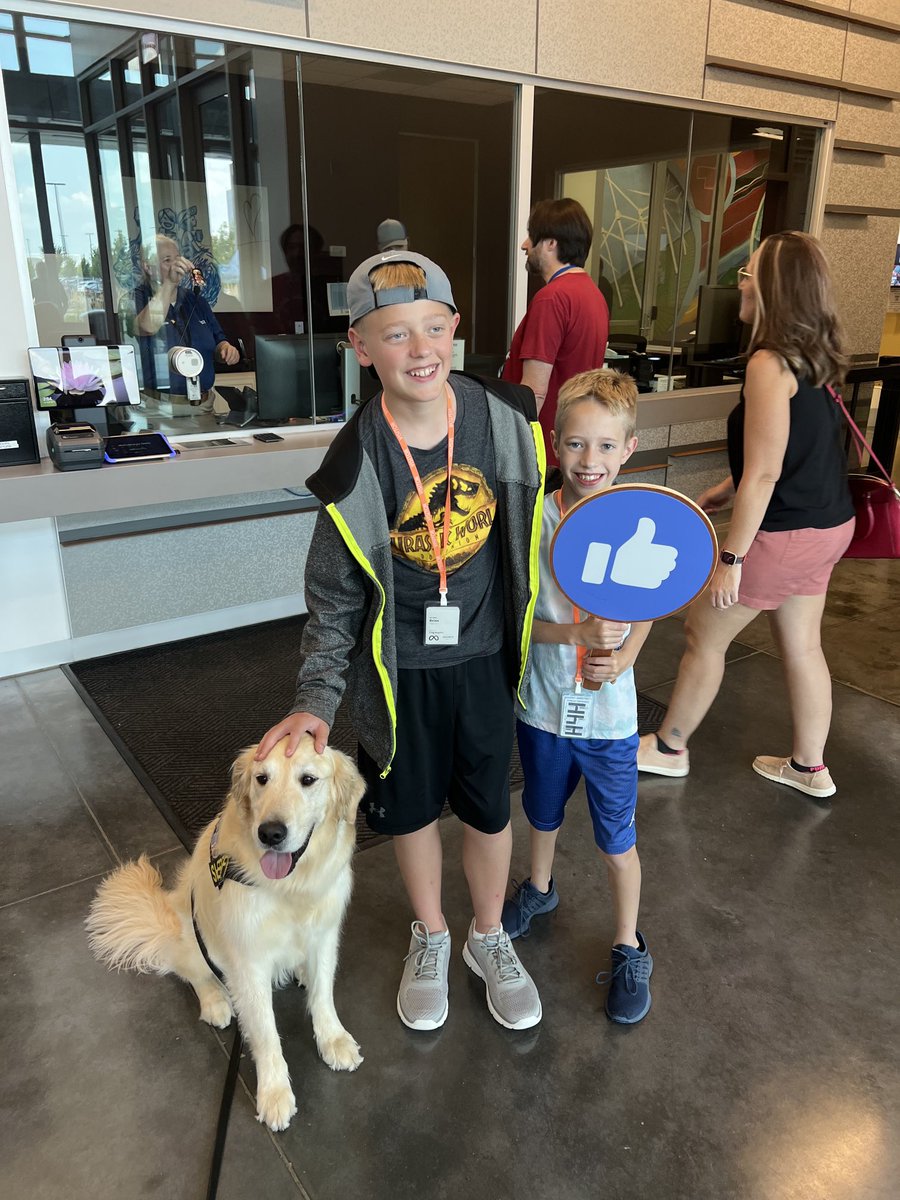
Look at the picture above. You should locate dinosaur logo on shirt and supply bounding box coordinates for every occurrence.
[391,463,496,573]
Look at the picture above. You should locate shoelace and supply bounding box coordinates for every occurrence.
[481,927,524,983]
[596,951,650,996]
[510,878,549,939]
[406,921,444,981]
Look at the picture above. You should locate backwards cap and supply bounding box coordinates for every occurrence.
[348,251,457,325]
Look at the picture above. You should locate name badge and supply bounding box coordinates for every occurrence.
[558,689,593,739]
[424,602,460,646]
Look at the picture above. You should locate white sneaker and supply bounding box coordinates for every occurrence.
[462,920,542,1030]
[397,921,450,1030]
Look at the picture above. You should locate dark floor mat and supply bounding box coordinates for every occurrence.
[64,615,666,851]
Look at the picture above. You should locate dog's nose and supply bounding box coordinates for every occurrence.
[258,821,288,847]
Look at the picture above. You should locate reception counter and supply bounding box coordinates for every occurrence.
[0,384,740,678]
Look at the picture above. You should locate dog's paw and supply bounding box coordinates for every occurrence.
[317,1030,363,1072]
[199,992,234,1029]
[256,1083,297,1132]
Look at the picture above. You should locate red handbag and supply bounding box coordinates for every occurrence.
[827,385,900,559]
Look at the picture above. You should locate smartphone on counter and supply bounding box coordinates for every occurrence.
[253,432,284,443]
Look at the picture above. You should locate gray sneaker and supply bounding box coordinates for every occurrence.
[462,920,542,1030]
[397,921,450,1030]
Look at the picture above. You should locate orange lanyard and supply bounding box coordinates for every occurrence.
[554,489,587,687]
[382,384,456,603]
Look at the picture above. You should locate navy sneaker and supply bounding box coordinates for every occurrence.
[500,877,559,939]
[596,932,653,1024]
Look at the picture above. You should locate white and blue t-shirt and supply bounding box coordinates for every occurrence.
[516,491,638,741]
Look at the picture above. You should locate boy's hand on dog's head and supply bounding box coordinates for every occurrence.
[256,713,331,760]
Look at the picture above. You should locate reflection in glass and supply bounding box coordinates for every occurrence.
[194,39,225,69]
[23,16,70,36]
[88,71,115,125]
[123,53,142,105]
[534,91,817,391]
[0,30,17,71]
[25,35,74,76]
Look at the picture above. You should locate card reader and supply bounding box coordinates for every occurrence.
[46,423,104,471]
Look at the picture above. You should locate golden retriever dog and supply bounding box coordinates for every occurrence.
[86,736,365,1131]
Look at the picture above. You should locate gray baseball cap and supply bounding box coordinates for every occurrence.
[348,251,457,325]
[376,218,408,251]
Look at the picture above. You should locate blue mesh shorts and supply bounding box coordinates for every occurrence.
[515,720,639,855]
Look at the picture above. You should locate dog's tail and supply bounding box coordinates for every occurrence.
[86,855,182,974]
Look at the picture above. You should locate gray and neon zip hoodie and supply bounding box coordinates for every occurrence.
[290,371,546,777]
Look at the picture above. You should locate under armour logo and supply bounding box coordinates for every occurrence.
[368,801,386,818]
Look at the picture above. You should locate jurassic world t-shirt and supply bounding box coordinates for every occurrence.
[361,373,504,668]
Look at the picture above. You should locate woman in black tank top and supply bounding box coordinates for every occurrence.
[637,232,854,800]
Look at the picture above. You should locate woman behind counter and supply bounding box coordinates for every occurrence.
[638,231,855,800]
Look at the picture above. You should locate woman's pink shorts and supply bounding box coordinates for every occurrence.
[738,518,855,610]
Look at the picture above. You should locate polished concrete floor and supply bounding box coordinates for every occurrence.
[2,558,898,1199]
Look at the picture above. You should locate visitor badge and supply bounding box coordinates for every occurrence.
[424,602,460,646]
[559,689,593,738]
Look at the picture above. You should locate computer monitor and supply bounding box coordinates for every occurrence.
[29,344,141,410]
[692,285,744,361]
[29,344,141,434]
[253,334,344,423]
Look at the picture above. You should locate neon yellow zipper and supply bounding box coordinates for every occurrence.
[325,503,397,777]
[517,422,546,709]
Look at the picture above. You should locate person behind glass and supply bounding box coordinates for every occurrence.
[502,198,610,466]
[134,234,240,412]
[502,369,655,1025]
[638,231,856,800]
[376,218,408,253]
[255,250,545,1034]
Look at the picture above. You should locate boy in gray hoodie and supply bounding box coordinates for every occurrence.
[257,251,545,1033]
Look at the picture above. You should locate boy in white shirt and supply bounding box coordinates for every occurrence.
[502,369,654,1024]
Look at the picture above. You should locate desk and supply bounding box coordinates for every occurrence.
[0,426,340,676]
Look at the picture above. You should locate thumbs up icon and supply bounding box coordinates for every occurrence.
[581,518,678,590]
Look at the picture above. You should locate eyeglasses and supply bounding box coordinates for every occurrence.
[737,267,753,282]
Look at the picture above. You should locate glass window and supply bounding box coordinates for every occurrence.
[533,89,693,385]
[677,114,818,388]
[25,35,74,77]
[121,52,142,105]
[9,135,40,262]
[532,91,819,392]
[22,16,70,37]
[194,39,226,70]
[99,46,308,432]
[9,130,103,345]
[300,55,516,374]
[0,30,16,71]
[148,34,178,90]
[87,70,114,125]
[154,94,183,182]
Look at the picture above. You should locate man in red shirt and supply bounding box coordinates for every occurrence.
[502,198,610,464]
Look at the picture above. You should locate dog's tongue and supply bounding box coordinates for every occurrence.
[260,851,293,880]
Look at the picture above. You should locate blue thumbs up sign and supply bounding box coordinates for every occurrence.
[551,484,717,622]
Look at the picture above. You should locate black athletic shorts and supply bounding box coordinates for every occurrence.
[358,649,514,837]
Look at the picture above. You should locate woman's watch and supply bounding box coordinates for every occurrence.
[720,550,745,566]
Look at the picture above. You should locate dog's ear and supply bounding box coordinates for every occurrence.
[230,746,257,811]
[329,748,366,824]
